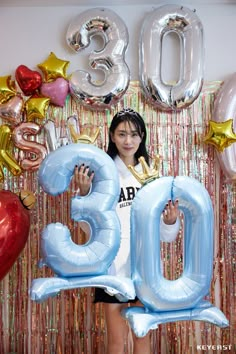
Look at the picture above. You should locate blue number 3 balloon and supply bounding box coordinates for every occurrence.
[30,143,135,302]
[122,176,229,337]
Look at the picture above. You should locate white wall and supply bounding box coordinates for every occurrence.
[0,2,236,82]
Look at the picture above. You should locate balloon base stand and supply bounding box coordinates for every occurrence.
[30,275,135,303]
[121,300,229,338]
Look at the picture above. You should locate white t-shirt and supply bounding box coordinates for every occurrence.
[109,155,180,278]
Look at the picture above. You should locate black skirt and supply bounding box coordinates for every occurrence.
[94,287,138,304]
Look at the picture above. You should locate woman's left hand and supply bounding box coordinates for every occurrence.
[163,199,179,225]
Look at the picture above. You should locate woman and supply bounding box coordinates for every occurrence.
[74,108,180,354]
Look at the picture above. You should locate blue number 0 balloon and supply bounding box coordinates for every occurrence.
[122,176,229,337]
[30,143,135,302]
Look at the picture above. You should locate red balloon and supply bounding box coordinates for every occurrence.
[15,65,42,96]
[0,190,31,281]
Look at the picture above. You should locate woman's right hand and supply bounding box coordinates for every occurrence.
[74,164,94,196]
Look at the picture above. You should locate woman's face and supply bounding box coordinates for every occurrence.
[111,121,143,160]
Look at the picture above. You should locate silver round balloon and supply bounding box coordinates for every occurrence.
[67,8,130,110]
[139,4,204,110]
[212,73,236,182]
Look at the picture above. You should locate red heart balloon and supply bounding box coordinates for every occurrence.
[0,190,32,281]
[15,65,42,96]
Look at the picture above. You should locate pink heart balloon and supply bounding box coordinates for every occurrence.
[0,95,24,126]
[40,78,69,107]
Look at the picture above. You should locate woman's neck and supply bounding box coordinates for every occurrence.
[118,155,137,167]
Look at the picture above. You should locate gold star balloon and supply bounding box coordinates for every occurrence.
[37,52,70,82]
[0,75,17,104]
[204,119,236,152]
[25,96,50,122]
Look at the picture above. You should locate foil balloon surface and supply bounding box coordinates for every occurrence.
[122,175,229,336]
[67,7,130,110]
[30,143,135,302]
[139,4,204,110]
[212,73,236,182]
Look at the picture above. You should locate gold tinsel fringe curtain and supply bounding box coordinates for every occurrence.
[0,81,235,354]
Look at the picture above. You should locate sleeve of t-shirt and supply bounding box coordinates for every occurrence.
[160,216,180,242]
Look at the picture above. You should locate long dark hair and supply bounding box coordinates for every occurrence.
[107,108,149,165]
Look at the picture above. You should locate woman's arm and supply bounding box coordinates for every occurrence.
[71,165,94,235]
[160,200,180,242]
[73,164,94,196]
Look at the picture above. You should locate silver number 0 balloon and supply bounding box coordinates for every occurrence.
[67,8,130,110]
[139,4,204,110]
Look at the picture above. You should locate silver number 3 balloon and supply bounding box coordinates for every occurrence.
[67,8,130,110]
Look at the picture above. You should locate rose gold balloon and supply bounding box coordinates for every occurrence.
[0,95,24,126]
[12,122,47,171]
[213,73,236,182]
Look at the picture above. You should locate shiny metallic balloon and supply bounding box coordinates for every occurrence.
[124,175,229,335]
[43,115,78,152]
[12,122,47,171]
[139,5,204,110]
[0,190,31,281]
[130,176,214,311]
[31,275,135,303]
[213,73,236,182]
[0,95,24,126]
[30,143,137,302]
[38,143,121,277]
[40,77,69,107]
[67,8,130,110]
[0,125,22,180]
[122,301,229,337]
